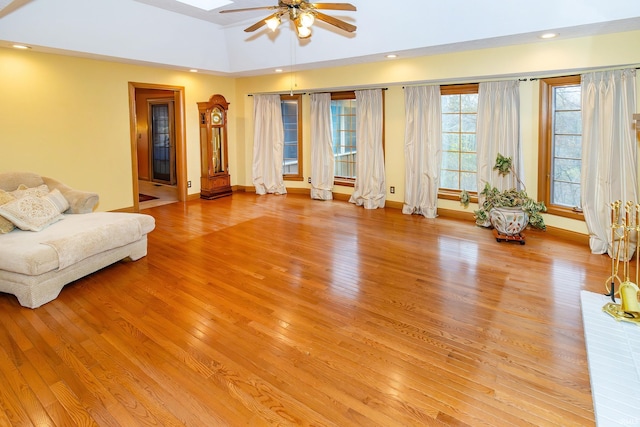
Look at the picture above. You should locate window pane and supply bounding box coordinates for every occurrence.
[460,113,476,133]
[460,153,476,172]
[461,172,477,192]
[442,152,460,170]
[442,133,459,151]
[460,94,478,113]
[552,181,581,207]
[554,111,581,135]
[554,135,581,159]
[555,86,581,110]
[441,95,460,113]
[553,158,581,183]
[440,170,459,189]
[442,113,460,132]
[460,134,476,152]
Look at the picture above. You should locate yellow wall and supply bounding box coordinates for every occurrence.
[234,30,640,235]
[0,47,235,211]
[3,29,640,235]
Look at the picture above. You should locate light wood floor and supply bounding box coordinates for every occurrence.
[0,193,610,426]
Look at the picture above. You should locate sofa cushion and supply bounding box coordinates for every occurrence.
[0,189,68,232]
[0,190,16,234]
[0,212,155,275]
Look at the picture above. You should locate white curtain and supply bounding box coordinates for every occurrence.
[476,80,521,192]
[349,89,386,209]
[252,94,287,195]
[581,68,637,257]
[310,93,334,200]
[402,85,442,218]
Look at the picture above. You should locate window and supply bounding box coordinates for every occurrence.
[328,90,385,186]
[440,84,479,199]
[539,76,583,220]
[281,94,303,181]
[331,91,357,184]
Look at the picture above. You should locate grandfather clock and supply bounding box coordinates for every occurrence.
[198,94,232,199]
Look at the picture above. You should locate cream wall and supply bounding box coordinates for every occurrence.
[3,30,640,235]
[234,30,640,235]
[0,47,235,211]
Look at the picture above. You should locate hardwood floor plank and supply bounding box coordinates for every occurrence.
[0,193,606,425]
[0,343,59,426]
[49,381,101,427]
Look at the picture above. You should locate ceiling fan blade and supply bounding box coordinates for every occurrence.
[244,12,280,32]
[314,11,356,32]
[220,6,278,13]
[310,3,356,11]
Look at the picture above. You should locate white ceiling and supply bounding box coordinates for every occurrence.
[2,0,640,76]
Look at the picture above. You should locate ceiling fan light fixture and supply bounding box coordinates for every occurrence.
[299,11,315,28]
[266,15,281,31]
[296,23,311,39]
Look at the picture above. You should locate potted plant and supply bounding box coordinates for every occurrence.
[460,153,547,233]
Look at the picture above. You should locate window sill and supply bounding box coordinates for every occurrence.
[545,206,585,221]
[438,189,478,204]
[334,179,355,188]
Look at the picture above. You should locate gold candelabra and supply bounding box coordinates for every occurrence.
[603,200,640,323]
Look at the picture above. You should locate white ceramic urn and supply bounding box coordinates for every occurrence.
[489,206,529,236]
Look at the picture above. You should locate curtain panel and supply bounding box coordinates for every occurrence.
[402,85,442,218]
[476,80,522,193]
[349,89,386,209]
[310,93,334,200]
[581,68,638,258]
[252,94,287,195]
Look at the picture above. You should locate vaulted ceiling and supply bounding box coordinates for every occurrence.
[2,0,640,76]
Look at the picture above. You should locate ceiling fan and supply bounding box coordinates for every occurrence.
[220,0,356,39]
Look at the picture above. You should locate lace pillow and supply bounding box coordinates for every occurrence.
[0,190,16,234]
[10,183,50,199]
[0,189,67,232]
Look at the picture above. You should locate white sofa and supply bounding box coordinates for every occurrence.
[0,172,155,308]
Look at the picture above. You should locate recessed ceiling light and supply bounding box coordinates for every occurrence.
[386,54,398,59]
[12,44,31,50]
[540,33,558,39]
[189,69,198,73]
[175,0,232,11]
[275,69,283,73]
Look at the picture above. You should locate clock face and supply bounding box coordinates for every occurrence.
[212,108,223,124]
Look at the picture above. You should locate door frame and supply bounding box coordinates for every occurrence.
[128,82,187,211]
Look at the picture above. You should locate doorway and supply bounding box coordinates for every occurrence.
[128,83,186,211]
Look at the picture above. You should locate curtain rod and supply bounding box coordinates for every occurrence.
[247,93,307,96]
[401,65,640,88]
[248,87,388,97]
[306,87,388,95]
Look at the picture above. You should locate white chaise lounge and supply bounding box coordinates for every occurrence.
[0,172,155,308]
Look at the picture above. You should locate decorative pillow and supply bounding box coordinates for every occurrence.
[11,183,50,199]
[43,188,70,213]
[0,190,16,234]
[0,191,66,232]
